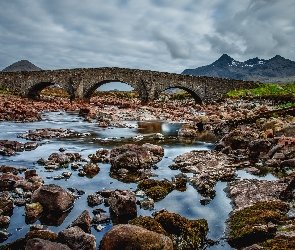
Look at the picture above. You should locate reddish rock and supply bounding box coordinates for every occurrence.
[31,184,75,212]
[0,191,13,212]
[99,224,173,250]
[25,238,70,250]
[58,226,96,250]
[110,143,164,170]
[67,210,92,233]
[109,189,137,216]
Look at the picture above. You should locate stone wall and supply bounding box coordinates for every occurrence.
[0,67,259,103]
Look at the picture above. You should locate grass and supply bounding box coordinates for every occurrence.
[225,83,295,99]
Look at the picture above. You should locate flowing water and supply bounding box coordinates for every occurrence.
[0,111,277,249]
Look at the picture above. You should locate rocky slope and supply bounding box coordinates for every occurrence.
[182,54,295,83]
[2,60,42,72]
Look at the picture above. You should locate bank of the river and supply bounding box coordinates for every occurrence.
[1,91,295,249]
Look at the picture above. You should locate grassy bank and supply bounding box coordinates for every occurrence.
[225,83,295,99]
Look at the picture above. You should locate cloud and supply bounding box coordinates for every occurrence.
[0,0,294,72]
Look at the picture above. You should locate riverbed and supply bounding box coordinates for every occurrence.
[0,111,277,249]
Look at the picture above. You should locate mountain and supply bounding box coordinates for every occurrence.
[182,54,295,83]
[2,60,42,72]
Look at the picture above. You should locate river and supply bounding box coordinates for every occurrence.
[0,111,277,249]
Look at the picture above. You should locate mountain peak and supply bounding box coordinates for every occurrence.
[212,54,235,66]
[182,54,295,83]
[2,60,42,72]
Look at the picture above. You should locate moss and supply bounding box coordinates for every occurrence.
[145,186,169,201]
[25,229,58,241]
[138,179,174,201]
[261,235,295,249]
[227,201,290,248]
[155,212,209,250]
[129,216,168,236]
[129,212,209,250]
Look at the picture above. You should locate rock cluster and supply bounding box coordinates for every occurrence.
[0,140,38,156]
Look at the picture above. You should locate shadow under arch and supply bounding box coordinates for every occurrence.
[27,82,72,100]
[84,80,138,99]
[161,86,203,105]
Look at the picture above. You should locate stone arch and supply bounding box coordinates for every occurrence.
[158,86,203,104]
[27,81,73,100]
[83,79,147,102]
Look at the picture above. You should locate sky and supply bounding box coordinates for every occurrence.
[0,0,295,73]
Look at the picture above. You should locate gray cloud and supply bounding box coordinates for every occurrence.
[0,0,294,73]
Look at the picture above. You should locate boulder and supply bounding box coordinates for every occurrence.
[67,210,92,233]
[220,128,259,150]
[99,224,173,250]
[110,143,164,170]
[31,184,75,212]
[87,193,104,207]
[0,191,13,212]
[58,226,96,250]
[226,174,295,210]
[109,190,137,216]
[25,238,70,250]
[0,215,10,228]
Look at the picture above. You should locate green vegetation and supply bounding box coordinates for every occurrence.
[130,212,209,250]
[225,83,295,99]
[0,87,16,95]
[227,201,290,248]
[137,179,174,201]
[174,89,189,100]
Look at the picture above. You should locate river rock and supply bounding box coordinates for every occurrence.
[109,143,164,170]
[0,173,24,189]
[31,184,75,212]
[87,193,104,207]
[58,226,96,250]
[172,150,236,200]
[226,174,295,210]
[109,189,137,216]
[219,128,259,150]
[0,191,13,212]
[0,215,10,228]
[89,148,110,163]
[25,202,43,218]
[25,238,70,250]
[67,210,92,233]
[0,165,19,174]
[99,224,173,250]
[178,123,199,137]
[82,163,100,177]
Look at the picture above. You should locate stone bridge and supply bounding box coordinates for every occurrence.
[0,67,259,103]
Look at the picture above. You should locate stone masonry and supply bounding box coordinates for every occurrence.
[0,67,259,103]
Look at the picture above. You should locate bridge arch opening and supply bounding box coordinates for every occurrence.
[157,87,203,105]
[85,80,138,99]
[88,81,141,106]
[28,82,71,100]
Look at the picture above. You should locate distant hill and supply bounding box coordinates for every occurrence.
[182,54,295,83]
[2,60,42,72]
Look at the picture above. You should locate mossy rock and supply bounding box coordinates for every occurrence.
[129,212,209,250]
[145,186,169,201]
[261,235,295,249]
[227,201,290,248]
[25,229,58,241]
[129,216,168,236]
[138,179,174,192]
[137,179,174,201]
[155,212,209,249]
